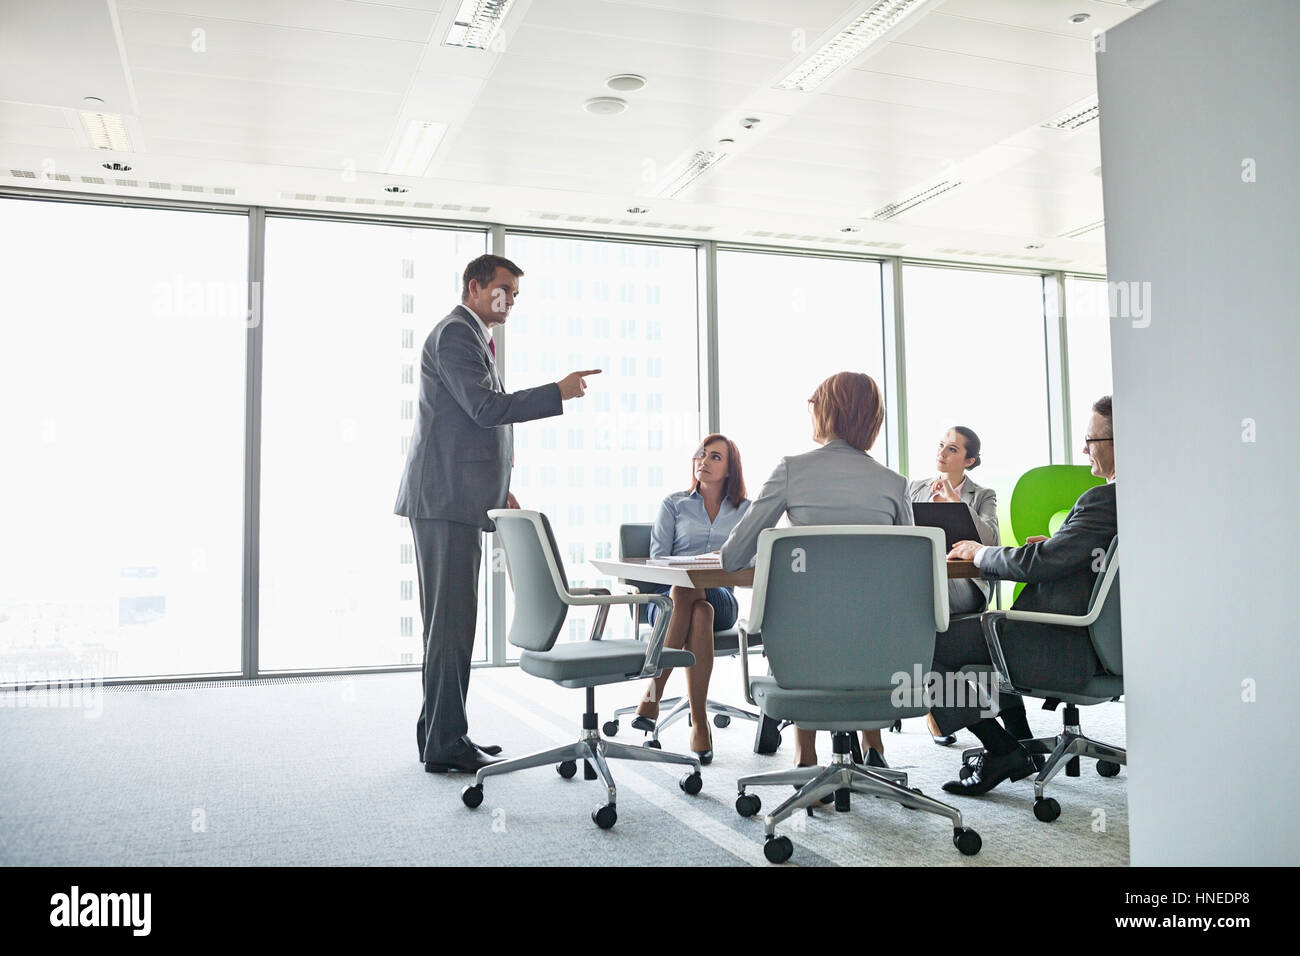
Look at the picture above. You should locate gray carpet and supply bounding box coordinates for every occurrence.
[0,660,1129,866]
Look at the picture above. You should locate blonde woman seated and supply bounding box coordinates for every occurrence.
[905,425,1000,746]
[633,433,750,764]
[720,372,912,769]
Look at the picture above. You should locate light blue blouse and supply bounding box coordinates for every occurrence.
[650,490,752,558]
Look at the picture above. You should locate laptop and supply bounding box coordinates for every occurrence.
[912,502,983,552]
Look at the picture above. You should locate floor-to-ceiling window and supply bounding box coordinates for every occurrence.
[259,218,487,671]
[1065,276,1113,443]
[716,250,887,484]
[902,265,1052,543]
[0,198,248,680]
[501,233,701,647]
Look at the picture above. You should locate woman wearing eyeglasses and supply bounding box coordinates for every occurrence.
[632,433,750,764]
[904,425,1000,746]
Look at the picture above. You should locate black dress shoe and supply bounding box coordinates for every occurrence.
[931,733,958,747]
[469,739,503,756]
[424,738,503,774]
[865,748,889,769]
[942,746,1036,796]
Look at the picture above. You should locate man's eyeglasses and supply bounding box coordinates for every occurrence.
[1082,437,1113,445]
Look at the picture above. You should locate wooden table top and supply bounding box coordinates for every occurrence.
[589,556,980,589]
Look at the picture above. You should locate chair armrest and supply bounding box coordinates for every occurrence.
[570,588,612,640]
[1004,607,1097,627]
[980,611,1019,697]
[737,624,759,706]
[558,588,671,663]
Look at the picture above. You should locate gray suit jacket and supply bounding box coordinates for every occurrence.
[720,440,913,571]
[394,305,563,530]
[907,473,1000,609]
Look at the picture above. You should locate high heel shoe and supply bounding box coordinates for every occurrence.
[691,726,713,766]
[630,714,656,734]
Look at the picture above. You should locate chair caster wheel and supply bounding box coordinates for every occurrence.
[642,739,662,749]
[1096,759,1121,777]
[679,771,703,795]
[735,793,761,817]
[556,760,577,779]
[713,714,731,728]
[953,827,982,856]
[460,784,483,808]
[1033,797,1061,822]
[602,720,619,736]
[592,804,617,829]
[763,835,794,864]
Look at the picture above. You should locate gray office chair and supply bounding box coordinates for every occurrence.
[731,525,982,863]
[459,510,704,830]
[605,522,763,747]
[960,536,1124,822]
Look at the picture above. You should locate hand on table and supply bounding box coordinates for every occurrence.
[947,540,982,562]
[1024,534,1049,544]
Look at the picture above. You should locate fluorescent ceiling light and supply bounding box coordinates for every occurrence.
[650,150,727,199]
[80,111,132,151]
[1042,97,1100,131]
[1060,218,1105,239]
[444,0,516,50]
[871,179,962,220]
[386,121,448,177]
[776,0,936,92]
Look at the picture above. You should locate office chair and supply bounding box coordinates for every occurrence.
[459,510,704,830]
[730,526,982,863]
[604,522,764,748]
[959,536,1125,822]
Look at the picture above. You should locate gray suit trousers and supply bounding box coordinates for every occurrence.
[412,517,482,762]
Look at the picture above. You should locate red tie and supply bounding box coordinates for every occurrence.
[488,338,496,359]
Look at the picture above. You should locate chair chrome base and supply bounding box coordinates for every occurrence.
[962,730,1126,801]
[613,695,760,741]
[736,742,978,859]
[466,723,702,823]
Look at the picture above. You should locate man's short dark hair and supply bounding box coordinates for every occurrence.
[461,254,523,301]
[1092,395,1113,432]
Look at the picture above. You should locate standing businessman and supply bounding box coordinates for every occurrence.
[395,254,599,773]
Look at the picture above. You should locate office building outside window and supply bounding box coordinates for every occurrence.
[1065,277,1114,444]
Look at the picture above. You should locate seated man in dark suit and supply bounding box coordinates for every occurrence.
[932,395,1118,795]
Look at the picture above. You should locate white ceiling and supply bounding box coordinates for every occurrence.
[0,0,1159,272]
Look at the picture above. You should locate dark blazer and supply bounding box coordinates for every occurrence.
[981,482,1118,689]
[394,306,562,530]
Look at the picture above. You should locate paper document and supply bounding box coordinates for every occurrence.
[646,553,722,566]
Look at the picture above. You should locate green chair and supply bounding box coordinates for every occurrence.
[1007,465,1105,601]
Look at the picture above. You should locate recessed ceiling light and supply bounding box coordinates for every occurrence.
[584,97,627,116]
[385,185,409,194]
[83,96,104,106]
[80,111,132,151]
[1025,242,1044,250]
[443,0,516,49]
[385,120,448,177]
[717,137,735,145]
[1041,97,1100,131]
[649,150,727,199]
[626,206,649,215]
[776,0,940,92]
[101,161,132,172]
[1069,13,1091,24]
[606,74,646,92]
[841,226,861,233]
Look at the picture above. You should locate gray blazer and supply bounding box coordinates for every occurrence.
[907,473,1000,610]
[905,474,1000,547]
[394,306,562,530]
[720,440,913,571]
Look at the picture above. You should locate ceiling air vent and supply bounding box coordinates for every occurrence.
[9,169,37,178]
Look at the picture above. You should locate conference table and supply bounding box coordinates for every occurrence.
[589,556,981,589]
